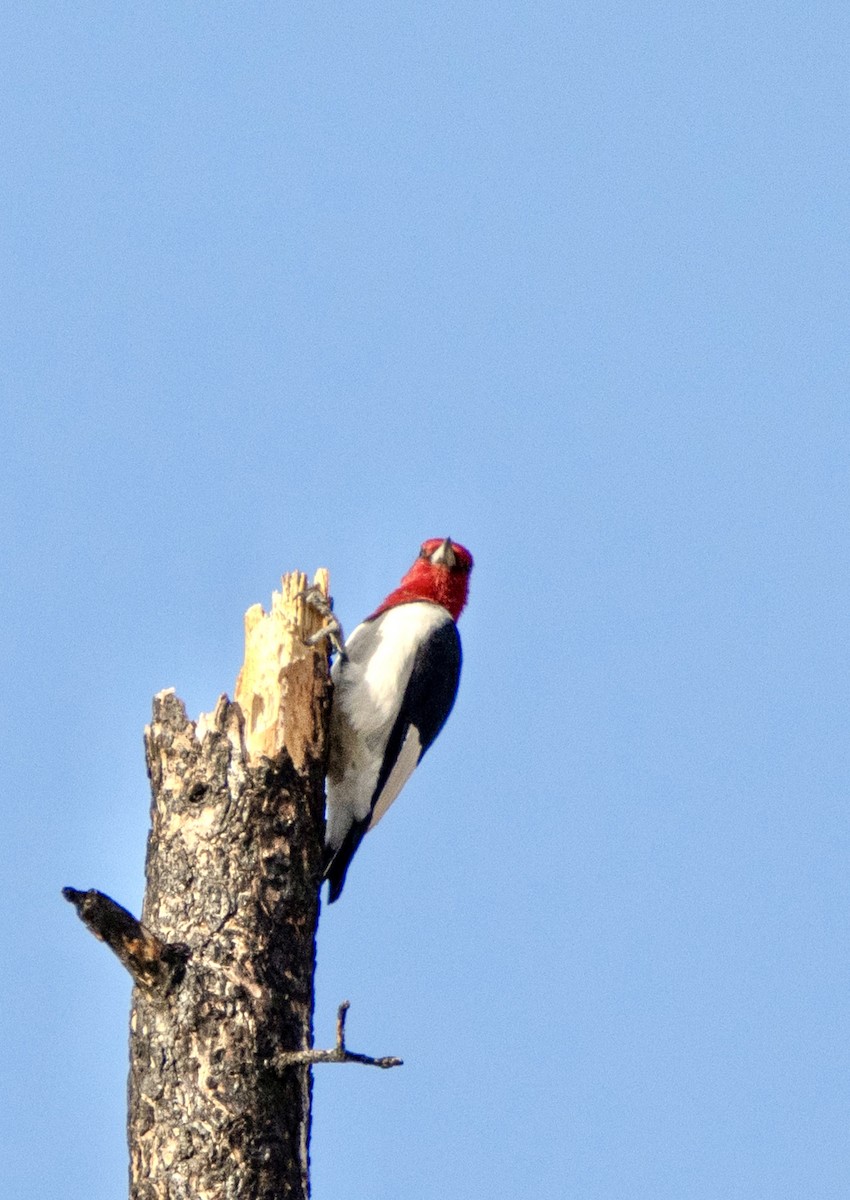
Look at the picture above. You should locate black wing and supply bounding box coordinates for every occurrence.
[370,618,462,815]
[324,619,462,903]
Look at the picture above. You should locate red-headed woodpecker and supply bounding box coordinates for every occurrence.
[323,537,473,902]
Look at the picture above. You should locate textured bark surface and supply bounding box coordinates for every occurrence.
[128,572,332,1200]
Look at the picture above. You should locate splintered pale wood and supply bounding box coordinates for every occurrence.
[233,568,331,769]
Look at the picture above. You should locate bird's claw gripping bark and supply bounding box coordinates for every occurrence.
[300,586,346,658]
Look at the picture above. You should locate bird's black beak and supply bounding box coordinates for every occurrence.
[429,538,457,568]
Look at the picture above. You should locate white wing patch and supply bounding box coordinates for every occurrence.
[369,725,422,829]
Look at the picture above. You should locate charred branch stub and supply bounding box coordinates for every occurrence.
[62,888,188,994]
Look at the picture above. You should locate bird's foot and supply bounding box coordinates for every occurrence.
[300,586,346,657]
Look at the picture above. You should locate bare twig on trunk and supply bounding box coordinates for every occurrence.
[274,1002,403,1070]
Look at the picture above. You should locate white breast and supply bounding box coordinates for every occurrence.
[325,602,451,840]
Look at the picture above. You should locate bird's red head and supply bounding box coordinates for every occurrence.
[369,538,474,622]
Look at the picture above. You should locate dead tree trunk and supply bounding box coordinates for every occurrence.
[128,570,332,1200]
[64,569,394,1200]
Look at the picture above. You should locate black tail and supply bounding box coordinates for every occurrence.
[323,817,370,903]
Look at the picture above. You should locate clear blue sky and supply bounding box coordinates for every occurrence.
[3,3,848,1197]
